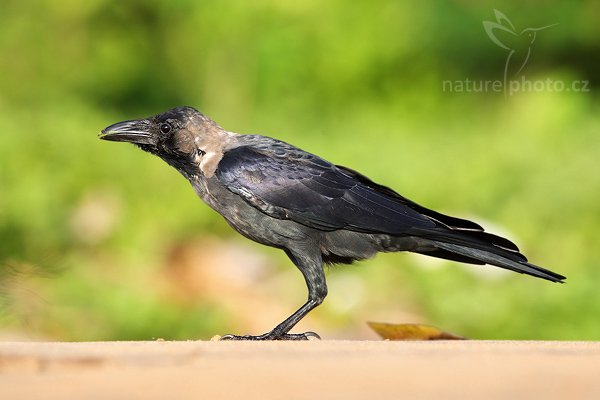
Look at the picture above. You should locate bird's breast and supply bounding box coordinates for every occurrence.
[190,175,313,248]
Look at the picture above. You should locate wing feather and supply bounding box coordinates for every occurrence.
[216,145,436,233]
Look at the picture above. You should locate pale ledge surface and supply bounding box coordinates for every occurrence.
[1,340,599,399]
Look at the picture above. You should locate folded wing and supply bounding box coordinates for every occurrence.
[217,145,442,234]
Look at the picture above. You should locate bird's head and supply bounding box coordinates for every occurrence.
[100,106,232,177]
[519,23,558,45]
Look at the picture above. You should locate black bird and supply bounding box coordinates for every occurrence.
[100,106,565,340]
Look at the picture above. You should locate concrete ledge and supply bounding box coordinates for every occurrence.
[1,341,599,399]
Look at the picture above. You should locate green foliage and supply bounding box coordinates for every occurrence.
[0,1,598,340]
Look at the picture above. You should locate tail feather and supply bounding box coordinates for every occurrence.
[410,228,566,283]
[432,241,565,283]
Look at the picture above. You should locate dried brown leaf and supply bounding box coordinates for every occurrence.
[367,322,466,341]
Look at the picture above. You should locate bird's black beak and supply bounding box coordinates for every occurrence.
[99,119,155,145]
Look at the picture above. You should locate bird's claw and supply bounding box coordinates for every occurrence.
[219,331,321,341]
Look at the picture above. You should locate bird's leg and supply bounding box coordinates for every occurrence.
[220,300,323,341]
[220,249,327,341]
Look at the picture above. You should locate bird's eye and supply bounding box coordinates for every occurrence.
[160,123,172,134]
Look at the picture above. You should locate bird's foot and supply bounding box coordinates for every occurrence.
[219,331,321,341]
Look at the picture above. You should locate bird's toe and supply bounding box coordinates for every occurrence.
[218,331,321,341]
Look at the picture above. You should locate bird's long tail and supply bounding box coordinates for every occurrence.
[410,228,566,283]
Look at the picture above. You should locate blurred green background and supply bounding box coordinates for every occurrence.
[1,0,598,341]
